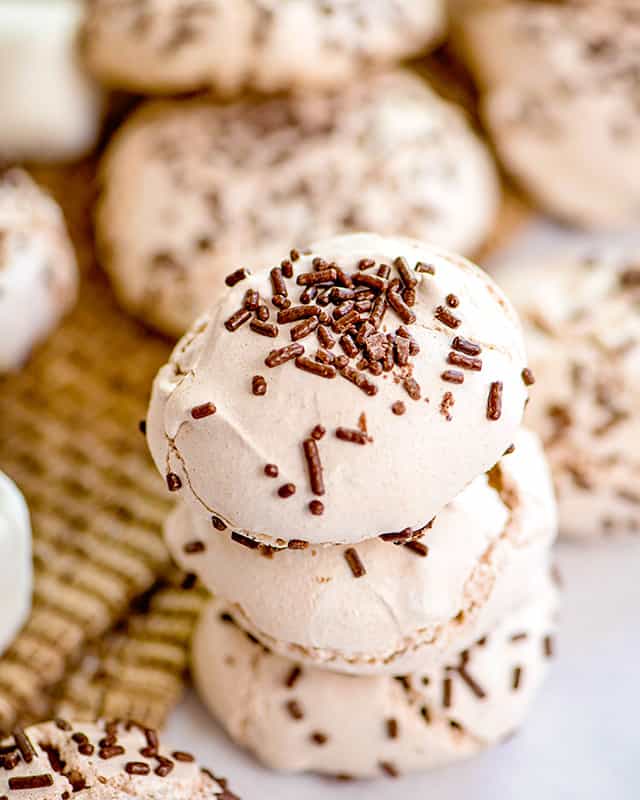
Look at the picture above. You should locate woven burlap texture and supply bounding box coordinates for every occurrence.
[0,162,180,731]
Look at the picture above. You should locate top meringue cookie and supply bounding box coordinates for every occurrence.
[83,0,446,96]
[147,234,530,546]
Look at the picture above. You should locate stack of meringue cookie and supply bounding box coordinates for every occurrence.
[145,232,559,779]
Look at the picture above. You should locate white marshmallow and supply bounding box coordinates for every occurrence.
[0,1,103,163]
[0,472,32,657]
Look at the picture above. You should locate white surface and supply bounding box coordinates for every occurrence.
[166,537,640,799]
[165,222,640,797]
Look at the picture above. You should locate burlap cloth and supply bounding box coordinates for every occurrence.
[0,155,531,734]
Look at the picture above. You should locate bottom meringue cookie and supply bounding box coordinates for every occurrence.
[193,576,559,779]
[169,429,556,675]
[0,471,32,656]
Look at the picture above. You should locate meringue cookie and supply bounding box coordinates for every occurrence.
[193,579,559,778]
[0,472,32,657]
[0,169,78,372]
[493,242,640,538]
[451,0,640,228]
[0,1,103,163]
[0,719,235,799]
[97,70,500,336]
[168,429,556,674]
[83,0,445,96]
[147,233,530,546]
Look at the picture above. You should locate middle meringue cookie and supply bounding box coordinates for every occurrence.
[167,429,555,675]
[147,233,531,547]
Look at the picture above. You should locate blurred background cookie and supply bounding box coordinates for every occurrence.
[83,0,445,95]
[0,169,77,372]
[97,70,500,336]
[0,472,32,659]
[494,240,640,539]
[0,719,238,798]
[451,0,640,228]
[0,0,103,164]
[193,578,558,779]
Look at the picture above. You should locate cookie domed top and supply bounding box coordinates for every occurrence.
[0,719,235,799]
[147,234,530,545]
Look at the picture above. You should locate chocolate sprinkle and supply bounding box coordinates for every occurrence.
[487,382,503,421]
[340,366,378,396]
[443,677,453,708]
[286,700,304,720]
[250,319,278,338]
[288,539,309,550]
[13,729,35,763]
[380,762,399,779]
[391,401,406,416]
[285,666,302,688]
[295,355,336,378]
[309,500,325,515]
[231,532,260,550]
[311,424,326,440]
[9,775,54,790]
[441,370,464,384]
[125,762,151,775]
[264,463,279,478]
[311,732,328,746]
[172,751,195,762]
[386,719,399,739]
[451,336,481,356]
[166,472,182,492]
[512,666,523,691]
[211,515,227,531]
[265,343,304,367]
[446,293,460,308]
[435,306,461,328]
[447,352,482,371]
[544,636,554,659]
[225,268,249,287]
[303,438,325,495]
[252,375,267,396]
[183,540,205,554]
[278,483,296,498]
[191,402,216,419]
[224,308,252,332]
[344,548,366,578]
[335,427,368,445]
[99,745,125,759]
[522,367,536,386]
[404,541,429,557]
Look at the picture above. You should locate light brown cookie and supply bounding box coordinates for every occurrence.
[97,70,500,336]
[83,0,445,95]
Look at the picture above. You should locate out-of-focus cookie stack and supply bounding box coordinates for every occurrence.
[145,232,559,778]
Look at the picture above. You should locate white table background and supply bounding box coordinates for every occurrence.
[167,222,640,799]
